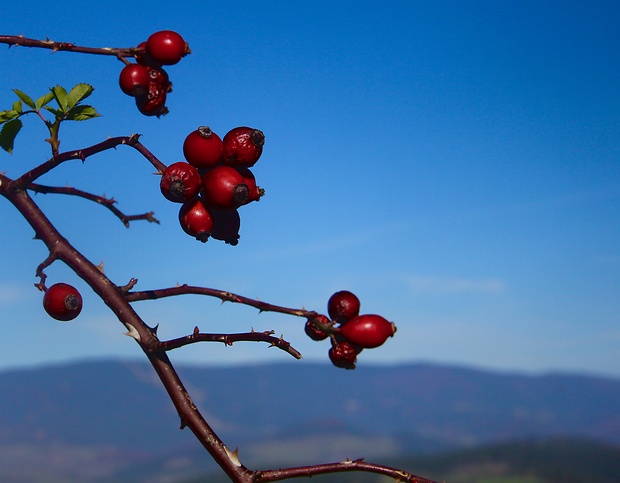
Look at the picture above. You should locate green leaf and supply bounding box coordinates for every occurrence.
[0,119,23,154]
[0,110,19,123]
[12,100,22,114]
[51,85,68,111]
[43,106,64,118]
[66,83,94,110]
[12,89,36,109]
[65,105,100,121]
[35,92,55,109]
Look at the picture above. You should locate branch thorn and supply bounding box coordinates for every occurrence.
[122,323,141,341]
[224,446,242,467]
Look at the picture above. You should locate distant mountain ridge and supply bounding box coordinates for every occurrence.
[0,359,618,481]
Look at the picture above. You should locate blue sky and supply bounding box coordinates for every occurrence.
[1,1,619,377]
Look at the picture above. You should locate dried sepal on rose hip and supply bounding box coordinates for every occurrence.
[160,162,202,203]
[146,30,190,65]
[183,126,224,169]
[43,283,83,321]
[338,314,396,349]
[235,166,265,203]
[328,290,360,325]
[179,198,214,242]
[328,341,357,369]
[222,126,265,167]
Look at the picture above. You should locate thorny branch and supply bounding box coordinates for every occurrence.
[28,183,159,227]
[125,284,316,319]
[11,134,166,189]
[0,34,140,59]
[0,33,441,483]
[156,326,302,359]
[254,458,440,482]
[0,169,439,482]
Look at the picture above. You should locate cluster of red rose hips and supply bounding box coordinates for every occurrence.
[118,30,190,116]
[305,290,396,369]
[42,283,83,321]
[160,125,265,245]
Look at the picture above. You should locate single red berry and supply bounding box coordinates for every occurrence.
[209,205,241,246]
[183,127,224,169]
[135,81,168,117]
[43,283,83,321]
[202,166,249,209]
[118,64,150,97]
[338,314,396,349]
[146,66,172,91]
[222,127,265,167]
[328,290,361,325]
[235,167,264,203]
[134,41,154,66]
[178,198,214,242]
[304,315,331,341]
[328,341,357,369]
[160,162,202,203]
[146,30,189,65]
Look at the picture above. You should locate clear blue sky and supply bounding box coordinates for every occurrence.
[1,1,619,377]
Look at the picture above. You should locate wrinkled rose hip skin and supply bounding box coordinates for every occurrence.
[146,30,190,65]
[202,166,250,209]
[338,314,396,349]
[136,85,167,116]
[179,198,214,242]
[304,314,331,341]
[135,66,171,117]
[43,283,83,321]
[328,290,361,324]
[183,126,224,169]
[160,162,202,203]
[222,126,265,167]
[328,341,357,369]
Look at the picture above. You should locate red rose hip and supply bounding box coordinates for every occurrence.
[118,64,149,97]
[209,205,241,246]
[179,198,214,242]
[304,314,331,341]
[338,314,396,349]
[222,126,265,167]
[43,283,83,321]
[160,162,201,203]
[202,166,249,209]
[328,290,361,324]
[146,30,189,65]
[235,167,264,203]
[328,341,357,369]
[183,126,224,169]
[135,80,168,117]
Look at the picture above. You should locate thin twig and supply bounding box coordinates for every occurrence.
[11,134,167,189]
[0,34,139,58]
[155,327,302,359]
[255,458,439,482]
[28,183,159,227]
[125,284,319,319]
